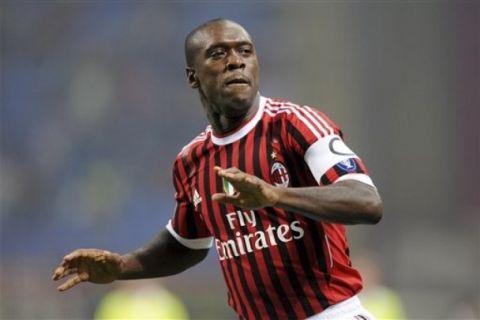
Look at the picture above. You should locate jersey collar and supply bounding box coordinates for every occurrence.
[210,96,266,146]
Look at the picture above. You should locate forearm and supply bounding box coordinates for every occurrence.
[118,229,208,280]
[274,180,383,224]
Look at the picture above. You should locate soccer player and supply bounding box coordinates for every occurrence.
[53,19,383,319]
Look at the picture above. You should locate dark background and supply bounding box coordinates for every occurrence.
[1,1,479,319]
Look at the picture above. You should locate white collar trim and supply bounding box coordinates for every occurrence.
[210,96,266,146]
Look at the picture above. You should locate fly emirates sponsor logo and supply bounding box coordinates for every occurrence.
[215,210,305,261]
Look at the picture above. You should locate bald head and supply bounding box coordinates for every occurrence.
[182,18,260,132]
[184,19,253,68]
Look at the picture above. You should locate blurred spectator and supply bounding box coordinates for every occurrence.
[2,2,478,319]
[355,252,407,320]
[94,280,189,319]
[445,292,480,320]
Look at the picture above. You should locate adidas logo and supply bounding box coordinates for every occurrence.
[193,189,202,209]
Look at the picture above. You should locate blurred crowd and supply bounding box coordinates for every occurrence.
[1,2,479,319]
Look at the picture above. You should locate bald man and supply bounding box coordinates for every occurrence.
[53,19,382,319]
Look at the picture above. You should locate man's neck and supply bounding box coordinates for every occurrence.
[206,94,260,135]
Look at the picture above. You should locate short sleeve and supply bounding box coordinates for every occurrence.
[166,161,213,250]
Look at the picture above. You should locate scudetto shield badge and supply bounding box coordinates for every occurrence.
[271,162,290,187]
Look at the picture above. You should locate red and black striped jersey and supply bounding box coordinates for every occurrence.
[166,96,375,319]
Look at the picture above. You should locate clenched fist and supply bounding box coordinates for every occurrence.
[52,249,124,292]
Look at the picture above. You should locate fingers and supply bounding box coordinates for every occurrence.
[52,266,78,281]
[57,249,110,268]
[64,248,106,262]
[215,166,241,181]
[212,192,239,204]
[214,166,243,176]
[215,166,240,173]
[212,194,243,207]
[57,272,89,292]
[215,167,259,189]
[52,249,115,283]
[52,255,80,281]
[52,251,86,281]
[52,250,84,280]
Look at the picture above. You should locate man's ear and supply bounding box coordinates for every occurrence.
[186,68,198,88]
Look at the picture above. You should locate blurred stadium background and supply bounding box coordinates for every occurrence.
[1,1,479,319]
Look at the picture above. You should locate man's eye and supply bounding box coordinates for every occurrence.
[210,50,226,58]
[238,47,252,55]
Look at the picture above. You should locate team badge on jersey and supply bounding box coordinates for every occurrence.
[271,162,290,187]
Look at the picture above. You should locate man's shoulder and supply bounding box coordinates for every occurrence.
[264,97,301,108]
[263,97,315,119]
[175,127,211,161]
[262,96,339,136]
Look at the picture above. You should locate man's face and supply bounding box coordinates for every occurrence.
[188,21,259,116]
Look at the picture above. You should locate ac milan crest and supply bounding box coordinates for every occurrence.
[270,162,290,187]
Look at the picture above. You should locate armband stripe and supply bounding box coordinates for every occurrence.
[166,220,213,250]
[320,158,367,186]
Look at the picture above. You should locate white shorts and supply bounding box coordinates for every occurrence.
[306,296,376,320]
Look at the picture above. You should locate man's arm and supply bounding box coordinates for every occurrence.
[212,167,382,225]
[52,229,209,291]
[119,229,209,279]
[271,179,382,224]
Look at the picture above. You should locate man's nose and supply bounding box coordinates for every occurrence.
[226,51,245,70]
